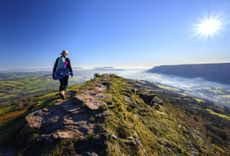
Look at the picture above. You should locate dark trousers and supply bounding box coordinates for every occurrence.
[59,76,69,91]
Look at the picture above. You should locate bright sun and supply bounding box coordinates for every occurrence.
[196,16,222,38]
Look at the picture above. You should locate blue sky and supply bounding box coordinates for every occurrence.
[0,0,230,69]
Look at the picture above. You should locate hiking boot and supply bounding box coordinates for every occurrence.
[60,91,66,100]
[64,91,69,99]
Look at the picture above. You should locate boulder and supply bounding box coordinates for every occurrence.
[139,93,163,106]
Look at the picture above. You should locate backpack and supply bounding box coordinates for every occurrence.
[52,57,71,80]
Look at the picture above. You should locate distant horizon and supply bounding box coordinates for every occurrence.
[0,61,229,72]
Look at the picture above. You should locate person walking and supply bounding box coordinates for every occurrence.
[52,50,73,99]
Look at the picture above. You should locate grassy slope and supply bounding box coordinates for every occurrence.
[207,109,230,120]
[102,75,229,155]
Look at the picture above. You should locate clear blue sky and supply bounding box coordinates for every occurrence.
[0,0,230,69]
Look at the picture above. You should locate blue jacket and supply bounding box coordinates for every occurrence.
[52,57,73,80]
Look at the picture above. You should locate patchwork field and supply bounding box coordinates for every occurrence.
[0,74,81,106]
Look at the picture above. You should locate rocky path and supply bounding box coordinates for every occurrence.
[26,77,110,155]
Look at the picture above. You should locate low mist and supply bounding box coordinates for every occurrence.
[72,68,230,107]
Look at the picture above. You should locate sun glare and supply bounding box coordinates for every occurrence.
[196,16,222,38]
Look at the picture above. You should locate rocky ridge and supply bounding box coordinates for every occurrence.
[0,74,229,156]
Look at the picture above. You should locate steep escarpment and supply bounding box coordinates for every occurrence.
[0,74,229,156]
[148,63,230,84]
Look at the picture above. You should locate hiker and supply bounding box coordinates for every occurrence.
[52,50,73,99]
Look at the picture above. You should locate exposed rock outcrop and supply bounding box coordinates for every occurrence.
[138,92,163,106]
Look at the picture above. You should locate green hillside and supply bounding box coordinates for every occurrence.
[0,75,81,106]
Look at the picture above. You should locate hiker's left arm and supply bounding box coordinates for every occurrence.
[68,58,73,76]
